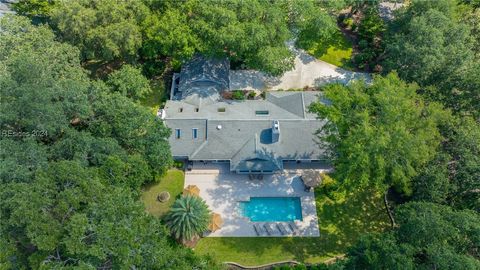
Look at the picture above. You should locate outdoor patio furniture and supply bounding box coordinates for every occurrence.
[264,223,276,235]
[283,223,294,235]
[183,185,200,196]
[288,222,300,236]
[301,170,322,191]
[305,186,313,192]
[276,223,289,235]
[253,224,263,236]
[208,213,224,232]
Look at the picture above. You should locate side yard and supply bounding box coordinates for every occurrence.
[140,79,168,115]
[141,169,184,218]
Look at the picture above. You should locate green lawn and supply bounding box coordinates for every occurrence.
[140,170,184,218]
[194,188,389,266]
[140,79,168,114]
[306,30,354,69]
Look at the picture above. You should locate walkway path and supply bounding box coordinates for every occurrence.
[230,43,370,91]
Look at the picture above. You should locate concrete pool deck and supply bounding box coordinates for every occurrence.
[185,163,327,237]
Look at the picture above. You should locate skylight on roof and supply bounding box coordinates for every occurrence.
[217,107,226,112]
[255,110,269,115]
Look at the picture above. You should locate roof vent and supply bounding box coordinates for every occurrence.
[216,125,222,130]
[272,120,280,143]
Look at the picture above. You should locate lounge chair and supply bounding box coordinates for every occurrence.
[288,222,300,235]
[253,224,264,236]
[264,223,276,235]
[276,223,289,235]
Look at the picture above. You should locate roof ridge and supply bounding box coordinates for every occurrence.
[231,136,256,161]
[190,119,209,159]
[190,140,209,159]
[265,92,305,118]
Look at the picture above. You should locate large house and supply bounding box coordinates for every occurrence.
[161,56,327,174]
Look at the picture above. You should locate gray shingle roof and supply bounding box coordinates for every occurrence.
[266,92,305,118]
[177,55,230,106]
[165,56,327,171]
[166,117,327,165]
[164,91,322,120]
[166,119,207,157]
[230,135,282,172]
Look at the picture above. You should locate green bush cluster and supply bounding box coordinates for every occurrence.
[173,160,184,169]
[232,90,246,100]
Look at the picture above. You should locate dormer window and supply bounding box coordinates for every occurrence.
[192,128,198,139]
[179,108,183,113]
[175,129,181,139]
[194,108,199,112]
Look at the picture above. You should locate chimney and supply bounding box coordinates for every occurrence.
[272,120,280,143]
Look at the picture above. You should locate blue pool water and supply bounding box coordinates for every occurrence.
[240,197,303,222]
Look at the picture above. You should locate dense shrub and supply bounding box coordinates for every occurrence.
[232,90,246,100]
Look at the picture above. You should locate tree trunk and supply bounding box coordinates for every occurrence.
[384,190,396,228]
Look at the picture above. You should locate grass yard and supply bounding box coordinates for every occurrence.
[194,188,389,266]
[140,79,168,115]
[306,30,354,70]
[140,170,184,218]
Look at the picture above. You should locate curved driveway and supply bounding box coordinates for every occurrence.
[230,46,370,91]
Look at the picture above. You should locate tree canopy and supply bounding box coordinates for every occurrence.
[0,15,216,269]
[106,64,152,101]
[11,0,56,19]
[0,15,91,140]
[413,116,480,211]
[0,161,218,269]
[143,0,296,75]
[310,73,447,195]
[13,0,342,76]
[344,202,480,270]
[51,0,150,61]
[383,0,480,117]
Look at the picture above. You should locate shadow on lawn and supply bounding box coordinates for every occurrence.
[319,188,389,238]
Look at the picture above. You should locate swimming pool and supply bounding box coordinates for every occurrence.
[240,197,303,222]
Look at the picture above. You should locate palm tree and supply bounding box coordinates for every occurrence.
[165,195,210,242]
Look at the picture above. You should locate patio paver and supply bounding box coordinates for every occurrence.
[185,163,324,237]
